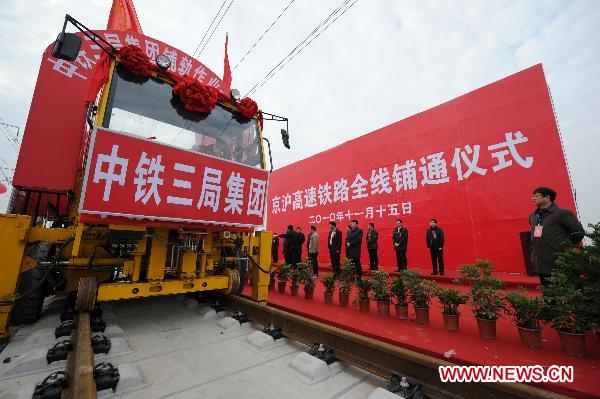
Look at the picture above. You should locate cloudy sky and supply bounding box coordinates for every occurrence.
[0,0,598,227]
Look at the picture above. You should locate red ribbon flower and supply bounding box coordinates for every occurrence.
[237,97,259,119]
[117,45,155,77]
[172,77,219,114]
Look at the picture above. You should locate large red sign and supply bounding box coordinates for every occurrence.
[267,65,577,273]
[79,128,268,228]
[13,30,226,194]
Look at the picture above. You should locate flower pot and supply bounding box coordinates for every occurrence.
[558,330,586,357]
[442,313,459,331]
[517,326,541,348]
[377,301,390,317]
[339,293,350,307]
[476,318,497,339]
[277,281,286,293]
[358,299,370,312]
[304,287,314,300]
[324,291,334,304]
[414,307,429,324]
[395,305,408,320]
[290,284,299,296]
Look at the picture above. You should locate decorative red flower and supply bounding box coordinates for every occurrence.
[172,77,219,114]
[237,97,259,119]
[117,45,155,77]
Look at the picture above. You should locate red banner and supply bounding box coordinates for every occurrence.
[13,30,225,194]
[79,128,268,228]
[267,65,577,273]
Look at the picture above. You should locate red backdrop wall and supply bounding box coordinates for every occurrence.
[266,64,577,274]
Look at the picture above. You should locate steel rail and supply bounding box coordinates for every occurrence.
[61,312,96,399]
[61,277,97,399]
[225,295,572,399]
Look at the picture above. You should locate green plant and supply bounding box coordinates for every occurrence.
[410,280,438,308]
[471,287,505,320]
[457,260,505,320]
[355,278,373,300]
[276,264,291,282]
[455,260,504,291]
[290,267,302,286]
[352,278,373,307]
[437,287,469,316]
[370,270,390,302]
[390,276,408,307]
[541,223,600,334]
[322,274,336,293]
[337,259,355,295]
[504,289,543,330]
[298,262,317,290]
[402,270,438,308]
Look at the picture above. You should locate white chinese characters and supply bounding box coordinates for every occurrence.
[93,145,128,202]
[272,130,535,216]
[90,141,267,221]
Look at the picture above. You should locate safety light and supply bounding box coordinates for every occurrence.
[230,88,241,101]
[156,54,171,70]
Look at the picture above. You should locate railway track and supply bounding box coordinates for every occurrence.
[19,288,572,399]
[224,295,571,399]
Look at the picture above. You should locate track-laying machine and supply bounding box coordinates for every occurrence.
[0,15,289,341]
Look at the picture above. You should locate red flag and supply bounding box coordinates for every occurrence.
[85,51,111,105]
[223,33,232,92]
[0,182,7,195]
[107,0,144,33]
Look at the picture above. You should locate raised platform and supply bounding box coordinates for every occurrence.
[251,278,600,398]
[313,263,541,290]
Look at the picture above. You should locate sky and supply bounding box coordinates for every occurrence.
[0,0,599,228]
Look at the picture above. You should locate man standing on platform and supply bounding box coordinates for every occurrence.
[307,226,319,275]
[529,187,584,286]
[328,221,342,276]
[271,234,279,264]
[426,219,444,276]
[366,223,379,270]
[346,219,363,279]
[282,225,295,265]
[294,226,305,266]
[392,219,409,271]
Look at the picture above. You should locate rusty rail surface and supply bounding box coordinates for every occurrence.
[61,312,96,399]
[225,295,572,399]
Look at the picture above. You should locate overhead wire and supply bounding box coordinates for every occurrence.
[0,116,19,142]
[191,0,228,59]
[263,0,360,89]
[244,0,359,97]
[197,0,235,57]
[233,0,297,71]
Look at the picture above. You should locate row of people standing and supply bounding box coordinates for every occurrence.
[272,225,320,275]
[271,186,584,285]
[273,219,445,277]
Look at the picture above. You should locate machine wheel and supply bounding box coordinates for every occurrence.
[223,268,241,295]
[76,277,97,312]
[10,268,46,325]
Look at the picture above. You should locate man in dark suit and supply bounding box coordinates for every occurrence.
[281,225,295,265]
[392,219,409,271]
[426,218,444,275]
[271,234,280,264]
[366,222,378,270]
[327,221,342,276]
[294,226,305,265]
[345,219,363,279]
[529,186,584,286]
